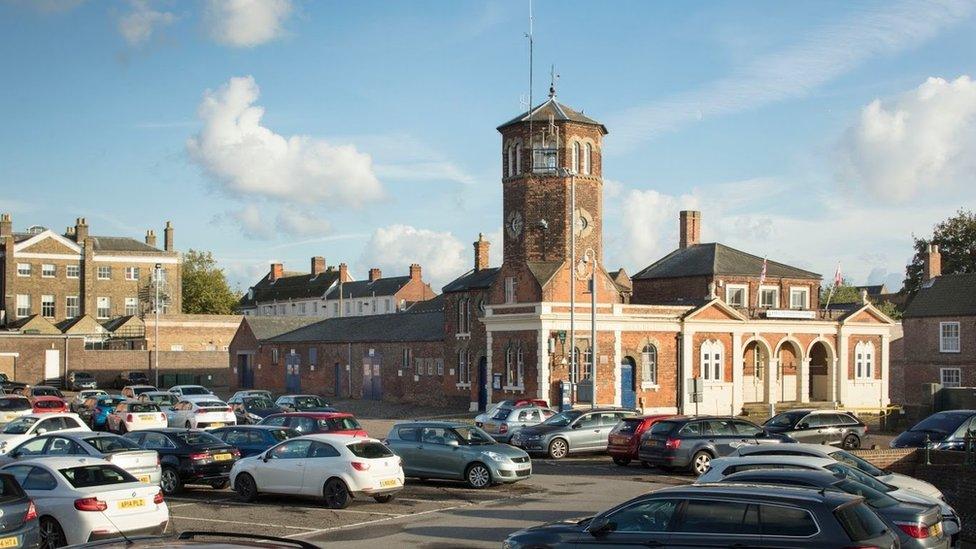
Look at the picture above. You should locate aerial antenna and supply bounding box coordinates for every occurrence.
[525,0,534,143]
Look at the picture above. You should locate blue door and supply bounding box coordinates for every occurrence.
[477,357,488,411]
[620,359,636,410]
[238,354,253,389]
[285,353,301,393]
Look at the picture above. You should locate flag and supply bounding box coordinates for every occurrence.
[833,263,842,287]
[758,257,767,285]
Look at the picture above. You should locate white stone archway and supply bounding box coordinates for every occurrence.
[773,337,805,403]
[742,336,773,404]
[806,337,837,403]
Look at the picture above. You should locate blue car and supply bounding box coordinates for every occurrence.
[209,425,299,457]
[91,395,126,429]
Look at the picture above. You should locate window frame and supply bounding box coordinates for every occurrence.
[40,295,55,318]
[65,296,80,318]
[641,344,659,388]
[124,297,138,316]
[41,264,55,278]
[15,294,31,318]
[65,265,80,279]
[789,287,810,310]
[700,340,724,382]
[96,296,111,319]
[940,322,961,353]
[124,267,140,281]
[940,367,962,388]
[16,263,31,277]
[725,284,748,308]
[854,341,875,380]
[759,285,779,308]
[97,266,112,280]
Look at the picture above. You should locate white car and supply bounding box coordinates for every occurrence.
[0,396,35,425]
[105,401,168,434]
[137,391,179,411]
[70,390,107,412]
[231,434,403,509]
[0,414,90,454]
[167,399,236,429]
[168,385,212,398]
[2,457,167,546]
[0,432,162,485]
[120,385,157,400]
[730,442,943,499]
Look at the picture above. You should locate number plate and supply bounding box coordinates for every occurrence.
[931,522,943,538]
[0,536,18,548]
[213,453,233,461]
[379,478,400,488]
[138,475,151,483]
[138,414,155,421]
[118,498,145,509]
[210,423,225,428]
[644,439,658,447]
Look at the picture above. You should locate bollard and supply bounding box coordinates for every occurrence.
[923,434,931,465]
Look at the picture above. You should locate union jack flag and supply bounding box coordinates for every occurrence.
[833,263,842,287]
[758,257,767,285]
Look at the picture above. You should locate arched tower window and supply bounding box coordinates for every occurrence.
[506,143,515,177]
[583,143,592,175]
[515,142,522,174]
[855,341,875,379]
[641,344,658,385]
[571,142,580,173]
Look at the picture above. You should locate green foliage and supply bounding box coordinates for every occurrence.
[181,250,240,315]
[876,301,902,320]
[905,209,976,295]
[820,279,861,304]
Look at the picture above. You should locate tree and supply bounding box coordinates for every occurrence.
[877,300,902,320]
[904,209,976,296]
[819,279,861,305]
[182,250,240,315]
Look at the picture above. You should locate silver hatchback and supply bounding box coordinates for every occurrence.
[480,406,555,443]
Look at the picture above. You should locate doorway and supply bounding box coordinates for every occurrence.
[620,358,637,410]
[285,352,301,393]
[477,356,488,411]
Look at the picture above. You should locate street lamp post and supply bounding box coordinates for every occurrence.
[154,263,161,387]
[584,248,597,409]
[559,167,578,402]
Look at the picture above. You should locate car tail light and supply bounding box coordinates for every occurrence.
[665,438,681,450]
[160,413,166,422]
[499,423,508,434]
[153,491,164,505]
[863,425,869,433]
[231,449,241,458]
[74,497,108,512]
[189,452,209,461]
[351,461,370,471]
[895,522,932,539]
[195,409,207,414]
[24,500,37,521]
[227,407,233,412]
[126,414,133,422]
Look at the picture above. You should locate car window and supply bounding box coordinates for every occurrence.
[142,432,176,450]
[261,416,288,427]
[675,500,760,535]
[491,408,512,421]
[577,414,600,428]
[724,463,810,475]
[292,417,317,434]
[8,466,58,491]
[397,427,420,442]
[37,417,66,432]
[47,438,84,455]
[805,414,833,428]
[704,420,736,436]
[606,498,679,533]
[270,440,312,459]
[599,413,623,427]
[732,421,763,436]
[83,436,140,454]
[13,438,49,457]
[421,427,460,445]
[1,417,38,435]
[60,465,135,488]
[346,442,393,459]
[321,417,361,432]
[310,442,341,458]
[247,431,268,445]
[760,504,818,536]
[129,403,160,413]
[835,502,890,542]
[676,422,700,436]
[174,432,224,446]
[223,430,249,446]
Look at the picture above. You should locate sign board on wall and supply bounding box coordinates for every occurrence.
[492,373,502,390]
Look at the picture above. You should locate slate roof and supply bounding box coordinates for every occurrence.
[325,276,413,300]
[405,294,446,313]
[856,285,887,297]
[244,316,322,342]
[632,243,821,281]
[442,268,500,293]
[90,236,162,253]
[497,97,608,134]
[269,310,444,344]
[526,261,564,288]
[239,269,341,307]
[903,274,976,318]
[100,315,144,333]
[7,315,60,334]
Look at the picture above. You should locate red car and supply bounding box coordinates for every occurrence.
[32,395,69,414]
[258,412,368,437]
[607,414,673,466]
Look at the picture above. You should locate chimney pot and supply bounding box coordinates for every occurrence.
[311,256,326,276]
[269,262,284,281]
[369,268,382,282]
[163,221,174,252]
[923,241,942,281]
[0,213,10,239]
[145,229,157,247]
[679,210,701,249]
[474,233,491,271]
[409,263,422,280]
[338,263,350,282]
[74,216,89,243]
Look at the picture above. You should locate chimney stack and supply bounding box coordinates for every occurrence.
[74,217,89,243]
[269,262,284,282]
[311,256,326,276]
[409,263,422,281]
[0,213,11,238]
[679,210,701,249]
[369,268,382,282]
[474,233,490,272]
[923,243,942,281]
[145,230,157,248]
[65,226,75,237]
[338,263,350,282]
[163,221,174,252]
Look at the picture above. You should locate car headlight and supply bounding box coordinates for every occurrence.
[247,413,262,422]
[484,451,511,463]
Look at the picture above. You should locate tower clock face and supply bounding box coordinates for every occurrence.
[506,211,524,239]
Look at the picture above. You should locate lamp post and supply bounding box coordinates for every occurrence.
[584,248,597,409]
[154,263,161,387]
[559,167,578,400]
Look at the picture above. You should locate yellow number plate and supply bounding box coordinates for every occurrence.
[931,522,943,537]
[213,453,232,461]
[210,423,224,428]
[118,498,145,509]
[138,414,155,421]
[379,478,400,488]
[138,475,151,483]
[0,536,18,548]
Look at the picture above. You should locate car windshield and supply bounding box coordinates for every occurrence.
[294,396,329,409]
[833,479,898,509]
[35,400,63,409]
[2,417,37,434]
[491,408,513,421]
[244,398,275,410]
[347,441,394,459]
[100,397,125,407]
[910,412,970,435]
[83,436,142,454]
[0,398,30,411]
[179,387,210,395]
[830,450,885,477]
[544,410,583,427]
[175,432,224,446]
[825,463,894,493]
[649,421,679,436]
[74,373,93,379]
[195,401,227,409]
[32,388,59,397]
[132,387,154,395]
[453,426,496,445]
[764,411,805,428]
[60,465,136,488]
[129,403,160,413]
[146,394,177,405]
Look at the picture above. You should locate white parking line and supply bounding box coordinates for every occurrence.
[171,515,316,531]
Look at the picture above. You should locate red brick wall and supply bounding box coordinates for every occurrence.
[620,331,679,409]
[847,334,883,380]
[443,289,491,405]
[900,316,976,403]
[632,275,821,310]
[491,330,539,403]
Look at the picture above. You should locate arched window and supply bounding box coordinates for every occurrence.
[457,349,469,384]
[456,298,469,334]
[583,143,592,175]
[506,144,514,177]
[571,347,581,383]
[571,142,580,173]
[516,345,524,387]
[505,345,516,386]
[855,341,875,380]
[582,347,593,380]
[641,344,658,385]
[700,340,724,381]
[515,142,522,174]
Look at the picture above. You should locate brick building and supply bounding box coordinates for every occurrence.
[0,214,181,326]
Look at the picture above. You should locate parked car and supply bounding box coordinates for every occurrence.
[113,371,151,390]
[89,395,127,430]
[228,390,274,404]
[502,483,899,549]
[478,405,555,443]
[168,385,213,398]
[0,472,40,548]
[386,421,531,488]
[0,373,27,394]
[636,415,794,474]
[210,425,300,457]
[2,458,167,547]
[764,409,868,449]
[166,399,236,430]
[66,370,97,391]
[607,414,672,466]
[124,428,241,495]
[0,431,161,485]
[69,390,107,413]
[106,400,168,434]
[231,397,282,425]
[731,442,945,500]
[231,434,404,508]
[31,396,68,414]
[121,385,158,399]
[891,410,976,451]
[0,396,34,425]
[0,413,90,454]
[27,386,63,399]
[273,394,334,413]
[474,399,550,427]
[715,468,950,549]
[259,412,366,437]
[510,408,640,459]
[137,391,180,411]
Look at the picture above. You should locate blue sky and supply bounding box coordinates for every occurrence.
[1,0,975,291]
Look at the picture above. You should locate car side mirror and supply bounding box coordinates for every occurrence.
[588,517,615,537]
[35,428,46,435]
[571,423,581,429]
[262,453,270,462]
[797,423,809,430]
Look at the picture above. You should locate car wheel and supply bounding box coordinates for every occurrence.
[842,434,861,450]
[210,479,229,490]
[39,516,66,549]
[323,478,351,509]
[612,456,631,466]
[373,494,395,503]
[690,451,712,476]
[547,438,569,460]
[159,466,183,495]
[234,474,258,502]
[465,463,492,489]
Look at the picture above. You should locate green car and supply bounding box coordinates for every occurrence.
[385,421,532,488]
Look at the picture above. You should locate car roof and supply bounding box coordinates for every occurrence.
[125,385,157,389]
[19,412,80,420]
[0,395,29,401]
[392,420,464,428]
[32,386,58,390]
[213,425,291,431]
[277,394,321,399]
[171,385,208,389]
[298,433,376,444]
[182,395,225,402]
[32,396,64,401]
[722,468,842,485]
[97,394,126,401]
[141,391,175,396]
[9,456,114,469]
[650,483,858,506]
[736,442,837,457]
[271,411,351,418]
[136,428,219,435]
[710,455,835,468]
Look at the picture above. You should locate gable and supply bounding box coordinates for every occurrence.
[16,316,61,335]
[846,307,890,325]
[16,232,82,256]
[685,299,746,322]
[62,315,107,335]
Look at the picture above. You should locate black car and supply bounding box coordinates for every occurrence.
[503,484,899,549]
[210,425,299,457]
[231,397,282,425]
[891,410,976,451]
[0,472,40,548]
[637,415,794,475]
[764,409,868,449]
[123,428,240,495]
[113,371,151,390]
[0,373,27,394]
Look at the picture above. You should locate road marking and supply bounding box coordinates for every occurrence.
[171,515,316,531]
[395,497,467,504]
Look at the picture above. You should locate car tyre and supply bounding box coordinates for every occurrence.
[690,451,712,476]
[373,494,395,503]
[465,463,492,489]
[323,478,351,509]
[210,479,229,490]
[160,466,183,495]
[842,434,861,450]
[234,473,258,502]
[547,438,569,460]
[39,516,66,549]
[612,456,631,466]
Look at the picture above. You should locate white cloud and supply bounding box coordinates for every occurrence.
[618,189,699,268]
[118,0,174,46]
[204,0,293,48]
[358,224,467,289]
[274,209,331,237]
[187,75,384,206]
[838,75,976,202]
[227,205,273,239]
